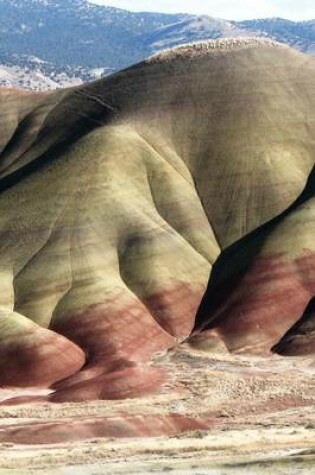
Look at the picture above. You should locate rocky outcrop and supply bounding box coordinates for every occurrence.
[1,39,315,401]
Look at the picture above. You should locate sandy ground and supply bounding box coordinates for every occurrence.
[0,346,314,474]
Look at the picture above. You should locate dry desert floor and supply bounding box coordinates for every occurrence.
[0,346,314,474]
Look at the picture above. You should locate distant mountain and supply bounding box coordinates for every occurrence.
[0,0,314,89]
[0,0,187,70]
[0,53,112,90]
[236,18,315,55]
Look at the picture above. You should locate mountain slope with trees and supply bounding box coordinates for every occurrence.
[0,0,314,89]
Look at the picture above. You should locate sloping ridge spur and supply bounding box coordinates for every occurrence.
[194,161,315,355]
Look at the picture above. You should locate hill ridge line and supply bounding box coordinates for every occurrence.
[147,37,289,62]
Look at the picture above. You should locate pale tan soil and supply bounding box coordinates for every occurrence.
[0,427,314,475]
[0,346,314,474]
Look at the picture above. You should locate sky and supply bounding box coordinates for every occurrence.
[89,1,315,21]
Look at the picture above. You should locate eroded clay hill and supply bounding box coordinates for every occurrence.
[0,38,315,402]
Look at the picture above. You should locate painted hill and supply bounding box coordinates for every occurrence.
[0,39,315,403]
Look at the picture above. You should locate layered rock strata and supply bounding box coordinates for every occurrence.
[0,39,315,401]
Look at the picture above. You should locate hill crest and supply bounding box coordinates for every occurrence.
[147,37,288,62]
